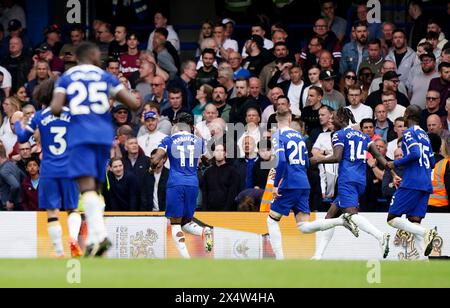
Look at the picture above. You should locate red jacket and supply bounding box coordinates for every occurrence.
[21,177,40,211]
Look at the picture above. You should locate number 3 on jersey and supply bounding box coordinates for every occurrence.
[67,81,110,115]
[49,127,67,155]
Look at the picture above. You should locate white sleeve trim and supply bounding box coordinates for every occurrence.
[407,143,420,150]
[333,143,344,148]
[110,84,125,97]
[54,87,66,94]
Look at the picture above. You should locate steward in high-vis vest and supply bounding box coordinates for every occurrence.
[428,158,450,213]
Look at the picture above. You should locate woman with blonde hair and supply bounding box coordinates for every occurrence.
[0,97,21,155]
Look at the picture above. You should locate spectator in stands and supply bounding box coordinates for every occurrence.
[96,22,114,66]
[223,18,235,40]
[309,18,342,62]
[137,111,167,158]
[241,35,273,77]
[238,107,263,156]
[339,69,357,105]
[213,23,238,62]
[106,58,120,77]
[42,24,62,56]
[242,22,274,58]
[108,25,128,59]
[147,76,169,113]
[59,26,85,71]
[147,11,180,53]
[0,64,11,97]
[320,0,347,42]
[119,31,140,80]
[299,36,324,77]
[385,29,416,84]
[445,98,450,130]
[0,143,22,211]
[192,84,213,125]
[262,87,284,125]
[229,79,260,125]
[369,60,408,97]
[195,48,218,89]
[366,71,410,110]
[217,67,236,100]
[408,0,429,50]
[252,139,274,190]
[407,52,440,109]
[20,157,39,211]
[374,104,396,143]
[112,104,135,133]
[31,42,64,78]
[152,28,178,80]
[266,95,299,130]
[427,114,447,138]
[380,22,395,56]
[196,104,218,141]
[162,88,190,124]
[1,37,31,91]
[137,102,172,137]
[310,105,334,147]
[25,60,50,106]
[320,70,345,111]
[361,118,381,142]
[428,62,450,110]
[340,21,369,75]
[197,20,214,57]
[229,51,250,79]
[428,135,450,213]
[358,66,375,102]
[302,86,324,135]
[141,149,169,212]
[318,50,338,74]
[345,85,373,124]
[260,43,290,95]
[387,117,406,160]
[0,96,20,155]
[382,91,407,123]
[168,60,197,111]
[104,158,138,212]
[421,19,449,51]
[212,85,231,123]
[360,39,384,79]
[0,1,26,31]
[14,141,34,175]
[2,19,31,56]
[355,3,382,41]
[419,91,446,131]
[233,135,259,192]
[248,77,271,113]
[201,143,240,211]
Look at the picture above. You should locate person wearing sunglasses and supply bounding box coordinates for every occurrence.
[366,71,411,111]
[419,90,447,131]
[338,69,357,104]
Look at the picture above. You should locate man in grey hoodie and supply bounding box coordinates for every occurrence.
[385,29,416,84]
[0,143,23,211]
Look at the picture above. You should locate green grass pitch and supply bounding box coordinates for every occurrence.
[1,259,450,288]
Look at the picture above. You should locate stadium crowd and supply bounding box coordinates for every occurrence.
[0,0,449,213]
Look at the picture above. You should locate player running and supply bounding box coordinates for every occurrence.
[151,113,213,259]
[267,107,359,260]
[51,42,139,257]
[386,105,439,257]
[310,108,392,259]
[13,79,82,258]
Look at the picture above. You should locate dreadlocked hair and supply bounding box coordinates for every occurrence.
[336,107,356,125]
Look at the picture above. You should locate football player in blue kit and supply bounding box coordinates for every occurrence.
[13,79,82,258]
[267,107,362,260]
[151,113,213,259]
[386,105,439,257]
[50,42,139,257]
[310,108,393,259]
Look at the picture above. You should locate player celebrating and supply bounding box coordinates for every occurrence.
[310,108,391,259]
[51,42,138,257]
[386,105,439,257]
[14,79,82,258]
[151,113,213,259]
[267,107,359,260]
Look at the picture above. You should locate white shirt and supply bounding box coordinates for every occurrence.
[0,66,12,89]
[0,117,17,156]
[223,39,239,52]
[287,82,304,111]
[147,25,180,52]
[387,139,400,161]
[137,131,167,157]
[242,38,274,58]
[238,128,261,157]
[346,104,373,124]
[153,172,161,211]
[387,105,406,123]
[313,132,339,197]
[196,121,212,141]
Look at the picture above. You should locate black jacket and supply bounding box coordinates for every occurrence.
[366,88,410,111]
[201,162,240,211]
[1,53,32,91]
[140,167,169,212]
[104,172,138,211]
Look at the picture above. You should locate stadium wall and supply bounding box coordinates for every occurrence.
[0,213,449,260]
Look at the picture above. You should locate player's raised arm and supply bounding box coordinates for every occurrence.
[115,88,140,112]
[50,92,66,117]
[368,142,390,170]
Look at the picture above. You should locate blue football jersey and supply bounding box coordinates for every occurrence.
[159,132,205,188]
[394,126,435,193]
[273,128,310,190]
[54,64,124,147]
[15,107,71,179]
[332,127,370,185]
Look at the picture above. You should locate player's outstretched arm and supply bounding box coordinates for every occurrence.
[368,142,389,170]
[50,92,66,116]
[116,89,140,111]
[310,145,343,165]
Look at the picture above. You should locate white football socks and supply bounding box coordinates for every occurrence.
[389,217,427,237]
[48,221,64,257]
[182,221,204,237]
[298,217,343,234]
[351,214,384,242]
[267,217,284,260]
[82,192,108,245]
[313,228,335,260]
[172,224,190,259]
[68,212,82,241]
